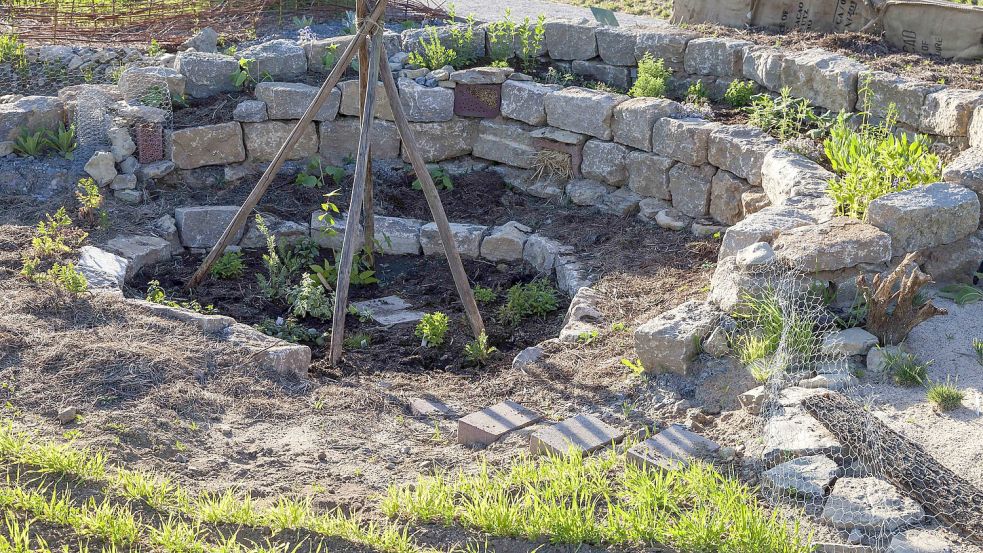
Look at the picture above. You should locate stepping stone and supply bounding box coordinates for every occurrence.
[761,454,840,501]
[409,397,456,418]
[457,400,543,446]
[627,424,719,471]
[887,529,952,553]
[529,414,624,456]
[821,477,924,533]
[762,405,841,466]
[350,296,425,326]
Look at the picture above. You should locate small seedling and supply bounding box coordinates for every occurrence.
[472,285,496,303]
[231,58,256,89]
[577,329,599,345]
[412,166,453,191]
[685,80,710,106]
[415,312,450,347]
[723,80,756,108]
[343,332,372,350]
[75,177,103,225]
[611,322,627,332]
[295,157,346,188]
[621,357,645,375]
[463,332,498,366]
[926,377,964,411]
[210,251,245,280]
[973,338,983,367]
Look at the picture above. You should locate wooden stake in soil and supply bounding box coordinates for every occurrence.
[328,28,384,365]
[357,0,377,269]
[377,45,486,340]
[184,0,389,289]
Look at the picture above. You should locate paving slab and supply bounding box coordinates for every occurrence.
[457,400,543,446]
[529,414,624,456]
[627,423,719,471]
[409,397,457,418]
[350,296,425,326]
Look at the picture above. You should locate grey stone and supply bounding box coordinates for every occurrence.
[233,100,268,122]
[480,221,531,262]
[822,328,879,357]
[634,28,700,71]
[743,46,785,90]
[529,126,588,145]
[887,530,953,553]
[372,216,424,255]
[761,148,834,205]
[0,141,13,157]
[799,373,859,390]
[782,49,868,112]
[866,345,907,374]
[544,19,598,60]
[595,26,637,66]
[742,190,771,216]
[555,257,593,295]
[110,173,137,191]
[627,151,675,199]
[919,88,983,137]
[394,78,453,122]
[239,215,307,249]
[108,126,136,162]
[0,95,66,141]
[457,400,542,446]
[920,230,983,283]
[544,87,628,140]
[174,206,244,248]
[103,235,171,278]
[599,187,642,217]
[513,346,544,370]
[57,406,78,425]
[84,151,117,185]
[472,119,537,169]
[501,80,560,126]
[118,66,186,99]
[242,120,317,162]
[719,206,815,259]
[405,118,478,162]
[567,178,613,206]
[254,81,340,121]
[655,208,691,231]
[867,182,980,253]
[530,414,624,455]
[222,323,310,379]
[171,122,245,169]
[707,125,778,186]
[739,386,767,414]
[761,455,839,501]
[627,424,720,470]
[709,170,751,225]
[138,160,175,180]
[350,296,425,326]
[860,71,943,128]
[523,234,572,274]
[409,397,457,418]
[669,163,717,218]
[773,217,893,272]
[942,147,983,205]
[337,80,394,120]
[612,97,686,151]
[581,139,630,186]
[638,197,672,222]
[311,211,362,251]
[319,117,400,165]
[77,246,128,290]
[181,27,218,53]
[821,477,924,533]
[702,326,729,357]
[736,241,776,268]
[450,66,512,84]
[971,105,983,149]
[652,117,718,165]
[763,405,841,465]
[303,36,353,73]
[174,51,239,98]
[684,37,751,77]
[238,39,307,81]
[634,300,721,375]
[420,222,487,258]
[571,59,630,89]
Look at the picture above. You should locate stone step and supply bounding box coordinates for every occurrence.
[457,400,543,446]
[529,414,624,456]
[409,397,457,418]
[627,423,719,471]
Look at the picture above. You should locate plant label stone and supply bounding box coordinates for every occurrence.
[529,414,624,456]
[457,400,543,446]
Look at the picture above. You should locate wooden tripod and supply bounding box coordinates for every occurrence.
[186,0,485,365]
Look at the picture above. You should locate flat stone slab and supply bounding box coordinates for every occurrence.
[409,397,457,418]
[761,454,840,501]
[350,296,425,326]
[821,477,924,533]
[627,424,719,471]
[763,405,841,466]
[887,529,953,553]
[529,414,624,456]
[457,400,543,446]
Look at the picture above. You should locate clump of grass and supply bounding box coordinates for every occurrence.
[382,449,812,551]
[926,377,964,411]
[882,349,930,386]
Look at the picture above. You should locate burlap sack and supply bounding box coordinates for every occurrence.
[879,0,983,60]
[672,0,878,33]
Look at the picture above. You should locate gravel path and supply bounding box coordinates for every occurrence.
[441,0,668,27]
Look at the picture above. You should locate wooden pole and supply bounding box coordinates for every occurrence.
[357,0,376,269]
[328,28,383,365]
[377,46,486,339]
[185,0,389,289]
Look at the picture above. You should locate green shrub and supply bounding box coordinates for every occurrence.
[288,273,334,321]
[255,215,303,300]
[723,80,755,108]
[498,280,558,326]
[628,53,670,98]
[295,157,346,188]
[32,208,86,257]
[75,178,103,226]
[472,285,496,303]
[746,87,831,141]
[516,14,546,70]
[45,123,76,159]
[463,332,498,365]
[415,312,450,347]
[685,80,709,106]
[407,27,457,70]
[926,377,964,411]
[210,251,245,280]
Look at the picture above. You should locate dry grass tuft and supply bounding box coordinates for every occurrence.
[529,150,573,182]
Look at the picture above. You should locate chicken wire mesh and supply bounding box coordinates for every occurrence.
[731,259,981,549]
[72,86,114,166]
[117,69,173,164]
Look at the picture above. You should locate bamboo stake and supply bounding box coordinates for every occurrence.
[357,0,376,269]
[328,28,383,365]
[377,45,486,339]
[185,0,388,289]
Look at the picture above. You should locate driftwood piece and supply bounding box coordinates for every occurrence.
[856,252,946,345]
[802,392,983,544]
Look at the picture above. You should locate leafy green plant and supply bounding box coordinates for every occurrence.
[445,6,477,66]
[746,87,831,141]
[621,357,645,375]
[938,283,983,305]
[685,80,709,106]
[292,15,314,28]
[210,251,245,280]
[543,66,575,87]
[415,312,450,347]
[309,248,378,288]
[472,285,496,303]
[255,215,303,300]
[0,33,27,68]
[341,10,358,34]
[628,53,670,98]
[321,43,339,70]
[44,123,77,159]
[231,58,257,89]
[44,262,89,294]
[295,157,346,188]
[411,165,453,191]
[463,332,498,365]
[926,377,964,411]
[723,80,755,108]
[12,128,46,157]
[577,329,600,344]
[407,27,457,70]
[75,177,103,226]
[343,332,372,350]
[498,280,558,327]
[516,14,546,70]
[486,9,518,64]
[147,38,164,57]
[145,280,213,313]
[256,317,326,346]
[288,273,334,321]
[31,207,86,257]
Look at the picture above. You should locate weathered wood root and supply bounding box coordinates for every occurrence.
[802,392,983,544]
[856,252,946,345]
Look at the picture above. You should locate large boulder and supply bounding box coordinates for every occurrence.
[772,217,893,272]
[743,46,785,91]
[543,19,598,60]
[170,122,246,169]
[254,82,341,121]
[761,455,839,502]
[405,118,478,162]
[595,26,637,66]
[242,120,318,162]
[372,216,424,255]
[544,87,628,140]
[709,170,752,225]
[0,96,65,141]
[707,125,778,186]
[634,28,700,71]
[420,222,487,258]
[669,163,717,218]
[103,235,172,278]
[84,151,117,186]
[396,78,454,122]
[942,147,983,205]
[180,27,219,53]
[238,39,307,81]
[581,139,630,186]
[472,118,538,169]
[319,117,400,165]
[304,36,354,73]
[866,183,980,253]
[612,97,687,151]
[118,66,187,99]
[634,300,721,375]
[501,80,560,126]
[480,221,532,262]
[719,206,815,259]
[174,51,239,98]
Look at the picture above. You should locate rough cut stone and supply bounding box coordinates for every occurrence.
[84,151,117,185]
[942,147,983,205]
[867,183,980,253]
[103,235,171,278]
[595,26,637,66]
[372,216,424,255]
[501,80,560,126]
[544,87,628,140]
[238,40,307,81]
[110,174,137,191]
[634,28,700,70]
[544,19,598,60]
[174,51,239,98]
[174,206,243,248]
[919,88,983,137]
[612,97,686,151]
[457,400,543,446]
[684,37,751,77]
[743,46,785,90]
[761,455,839,501]
[821,477,924,533]
[350,296,424,326]
[130,298,233,333]
[223,322,311,379]
[513,346,544,370]
[254,81,340,121]
[233,100,268,122]
[319,117,400,165]
[627,151,675,199]
[581,139,630,186]
[77,246,128,290]
[240,215,307,249]
[920,230,983,283]
[707,125,778,186]
[450,66,512,84]
[180,26,218,52]
[773,217,892,272]
[971,105,983,149]
[303,36,353,72]
[394,78,451,122]
[782,49,868,112]
[652,118,718,165]
[170,122,245,169]
[669,163,717,218]
[410,397,457,418]
[118,66,186,99]
[709,170,751,225]
[655,208,691,231]
[763,405,841,466]
[887,530,953,553]
[567,178,614,206]
[761,148,834,205]
[739,386,767,414]
[860,71,943,128]
[472,119,537,169]
[719,206,815,259]
[599,187,643,217]
[420,222,487,258]
[242,120,317,161]
[530,414,624,455]
[571,60,630,89]
[799,373,858,390]
[405,118,478,162]
[480,221,531,262]
[627,424,720,470]
[822,327,879,357]
[634,300,721,375]
[523,234,572,274]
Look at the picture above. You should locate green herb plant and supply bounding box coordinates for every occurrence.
[628,53,670,98]
[411,166,453,191]
[288,273,334,321]
[723,80,756,108]
[746,87,831,141]
[463,332,498,366]
[685,80,710,106]
[45,123,77,159]
[926,377,964,411]
[75,178,104,226]
[498,280,558,327]
[415,312,450,347]
[12,128,46,157]
[210,251,245,280]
